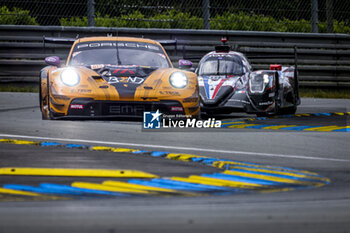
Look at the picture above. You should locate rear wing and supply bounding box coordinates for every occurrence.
[183,45,298,68]
[42,36,176,52]
[157,39,177,46]
[43,36,176,46]
[244,46,299,72]
[183,44,299,80]
[43,36,77,44]
[42,36,77,54]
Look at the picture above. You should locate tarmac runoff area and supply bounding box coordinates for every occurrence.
[0,92,349,233]
[0,139,329,202]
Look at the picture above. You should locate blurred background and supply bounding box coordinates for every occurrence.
[0,0,349,33]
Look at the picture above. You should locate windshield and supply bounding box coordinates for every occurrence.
[199,55,244,76]
[69,41,170,68]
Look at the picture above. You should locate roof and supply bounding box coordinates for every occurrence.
[75,36,161,46]
[207,50,245,57]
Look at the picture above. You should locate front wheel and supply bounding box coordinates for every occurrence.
[41,106,52,120]
[40,79,52,120]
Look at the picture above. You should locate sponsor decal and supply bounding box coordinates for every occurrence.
[110,105,145,115]
[143,110,221,129]
[258,101,274,106]
[171,106,183,112]
[228,99,250,104]
[77,42,160,51]
[107,76,144,85]
[70,89,92,93]
[159,91,180,96]
[208,54,234,58]
[70,104,84,109]
[90,64,105,69]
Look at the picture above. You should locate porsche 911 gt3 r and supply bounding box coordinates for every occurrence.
[40,37,199,119]
[196,44,300,116]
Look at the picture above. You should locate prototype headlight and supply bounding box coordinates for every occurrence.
[249,74,270,93]
[61,69,80,86]
[169,72,188,89]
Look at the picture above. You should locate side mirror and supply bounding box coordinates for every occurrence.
[178,59,192,70]
[45,56,60,66]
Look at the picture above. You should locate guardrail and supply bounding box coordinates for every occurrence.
[1,25,350,87]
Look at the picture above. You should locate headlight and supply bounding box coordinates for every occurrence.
[249,74,270,93]
[263,74,269,84]
[61,69,80,86]
[169,72,188,89]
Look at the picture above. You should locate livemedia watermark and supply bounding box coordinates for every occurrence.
[143,110,221,130]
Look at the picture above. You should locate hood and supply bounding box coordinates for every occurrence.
[96,65,157,99]
[199,74,246,106]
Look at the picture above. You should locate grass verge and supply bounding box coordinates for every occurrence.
[0,84,39,93]
[299,88,350,99]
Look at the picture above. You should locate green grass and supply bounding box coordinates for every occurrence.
[0,84,39,93]
[299,88,350,99]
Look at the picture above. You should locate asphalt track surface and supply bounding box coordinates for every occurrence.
[0,92,350,233]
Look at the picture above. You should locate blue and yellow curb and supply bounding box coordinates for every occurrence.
[0,138,330,201]
[221,112,350,132]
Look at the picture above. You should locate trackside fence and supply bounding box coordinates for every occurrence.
[0,25,350,88]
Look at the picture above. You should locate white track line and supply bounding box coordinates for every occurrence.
[1,133,349,163]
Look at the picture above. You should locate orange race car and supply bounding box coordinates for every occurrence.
[40,37,199,120]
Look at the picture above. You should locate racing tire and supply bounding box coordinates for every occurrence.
[40,76,53,120]
[41,108,52,120]
[41,100,52,120]
[39,76,43,111]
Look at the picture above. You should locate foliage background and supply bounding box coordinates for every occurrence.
[0,0,349,33]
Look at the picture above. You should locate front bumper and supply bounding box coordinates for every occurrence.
[201,93,276,115]
[201,96,248,114]
[51,98,192,119]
